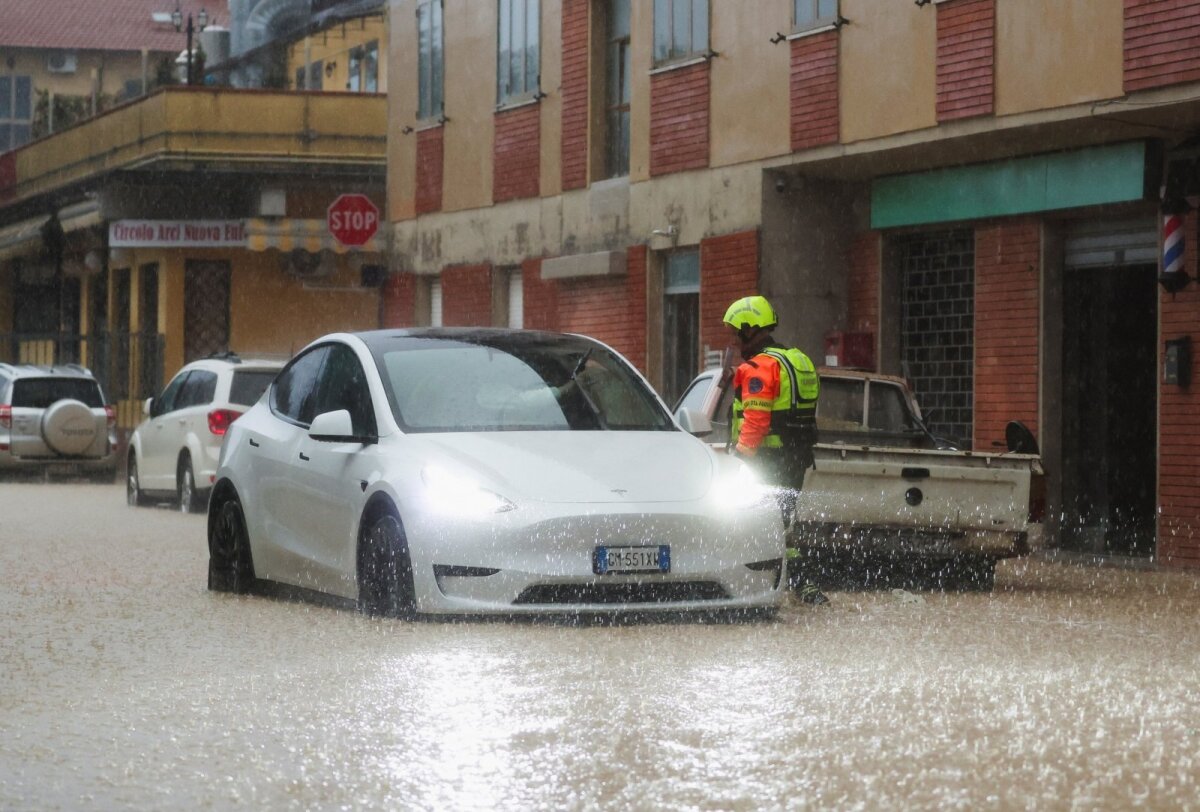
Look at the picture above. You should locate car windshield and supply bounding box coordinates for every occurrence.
[369,332,674,433]
[229,369,278,406]
[12,377,104,408]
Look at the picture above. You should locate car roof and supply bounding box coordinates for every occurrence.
[353,327,601,353]
[0,362,99,380]
[179,354,286,373]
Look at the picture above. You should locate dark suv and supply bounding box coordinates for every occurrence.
[0,363,118,480]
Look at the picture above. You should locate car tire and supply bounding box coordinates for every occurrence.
[358,511,417,619]
[177,455,203,514]
[127,455,148,507]
[208,492,255,594]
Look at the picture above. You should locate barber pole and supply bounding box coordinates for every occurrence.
[1159,210,1191,293]
[1164,212,1184,277]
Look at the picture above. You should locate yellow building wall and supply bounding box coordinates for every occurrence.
[288,15,389,93]
[710,0,791,168]
[540,0,564,197]
[4,47,153,105]
[996,0,1124,116]
[442,0,497,212]
[388,0,419,222]
[840,0,937,144]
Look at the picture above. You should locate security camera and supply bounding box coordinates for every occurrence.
[774,177,786,193]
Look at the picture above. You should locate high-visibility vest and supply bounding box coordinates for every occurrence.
[732,345,820,449]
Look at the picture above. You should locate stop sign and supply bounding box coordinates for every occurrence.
[327,193,380,247]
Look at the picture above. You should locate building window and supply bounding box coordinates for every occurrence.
[308,61,324,91]
[430,278,443,326]
[506,268,523,328]
[662,250,700,404]
[605,0,631,178]
[794,0,838,31]
[364,41,379,92]
[351,40,380,93]
[418,0,444,119]
[653,0,708,64]
[497,0,540,106]
[295,67,306,90]
[0,75,33,153]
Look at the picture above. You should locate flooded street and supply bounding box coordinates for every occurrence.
[2,484,1199,810]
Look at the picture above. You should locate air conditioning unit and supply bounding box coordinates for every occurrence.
[280,248,336,280]
[46,52,78,74]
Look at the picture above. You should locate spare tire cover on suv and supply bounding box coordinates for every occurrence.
[41,399,99,455]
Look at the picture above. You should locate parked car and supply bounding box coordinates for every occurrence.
[207,328,785,618]
[127,352,283,512]
[675,366,1044,590]
[0,362,117,481]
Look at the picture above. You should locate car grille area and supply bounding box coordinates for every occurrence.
[513,581,729,605]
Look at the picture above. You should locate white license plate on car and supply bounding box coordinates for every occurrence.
[593,545,670,575]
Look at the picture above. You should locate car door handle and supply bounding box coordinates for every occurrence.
[299,452,310,461]
[249,438,259,447]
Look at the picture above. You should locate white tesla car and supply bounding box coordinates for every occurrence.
[207,329,786,618]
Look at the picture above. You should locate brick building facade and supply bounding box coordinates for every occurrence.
[384,0,1200,568]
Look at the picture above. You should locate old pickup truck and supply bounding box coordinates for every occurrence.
[674,366,1044,590]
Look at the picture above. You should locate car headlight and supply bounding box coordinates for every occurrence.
[422,465,516,516]
[711,460,778,512]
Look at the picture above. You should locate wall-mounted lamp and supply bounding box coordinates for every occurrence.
[401,125,414,135]
[325,61,336,77]
[1160,199,1192,294]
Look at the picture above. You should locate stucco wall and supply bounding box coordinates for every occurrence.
[839,0,937,144]
[387,0,418,222]
[996,0,1123,115]
[710,0,790,168]
[442,0,496,212]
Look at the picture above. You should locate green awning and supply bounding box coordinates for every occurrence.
[871,141,1154,230]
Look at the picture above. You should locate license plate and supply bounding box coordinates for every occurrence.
[593,545,670,575]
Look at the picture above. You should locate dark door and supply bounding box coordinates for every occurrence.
[184,260,231,362]
[1061,264,1157,556]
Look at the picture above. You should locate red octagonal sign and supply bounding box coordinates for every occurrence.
[327,193,380,247]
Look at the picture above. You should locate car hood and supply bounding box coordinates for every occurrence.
[408,431,718,504]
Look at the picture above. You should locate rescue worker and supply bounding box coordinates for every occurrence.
[723,295,829,605]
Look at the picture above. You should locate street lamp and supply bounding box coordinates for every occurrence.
[172,6,209,86]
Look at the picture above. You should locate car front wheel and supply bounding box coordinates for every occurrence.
[358,512,416,619]
[208,493,255,594]
[127,456,148,507]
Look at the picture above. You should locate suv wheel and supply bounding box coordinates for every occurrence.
[177,455,203,514]
[127,455,148,507]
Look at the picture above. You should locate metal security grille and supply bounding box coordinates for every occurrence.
[895,229,974,447]
[184,261,231,362]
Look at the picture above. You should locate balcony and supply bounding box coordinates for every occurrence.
[0,86,387,208]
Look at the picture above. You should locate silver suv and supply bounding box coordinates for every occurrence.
[127,352,283,512]
[0,363,118,480]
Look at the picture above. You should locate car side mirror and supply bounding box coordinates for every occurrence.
[676,407,713,437]
[309,409,355,441]
[144,397,154,417]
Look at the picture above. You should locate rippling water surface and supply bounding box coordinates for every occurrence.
[2,484,1198,810]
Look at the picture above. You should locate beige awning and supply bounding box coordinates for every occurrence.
[0,200,103,262]
[244,218,382,254]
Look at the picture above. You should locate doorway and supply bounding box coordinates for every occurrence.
[1060,263,1158,556]
[184,260,231,362]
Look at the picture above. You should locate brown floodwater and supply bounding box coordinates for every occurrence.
[1,483,1198,810]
